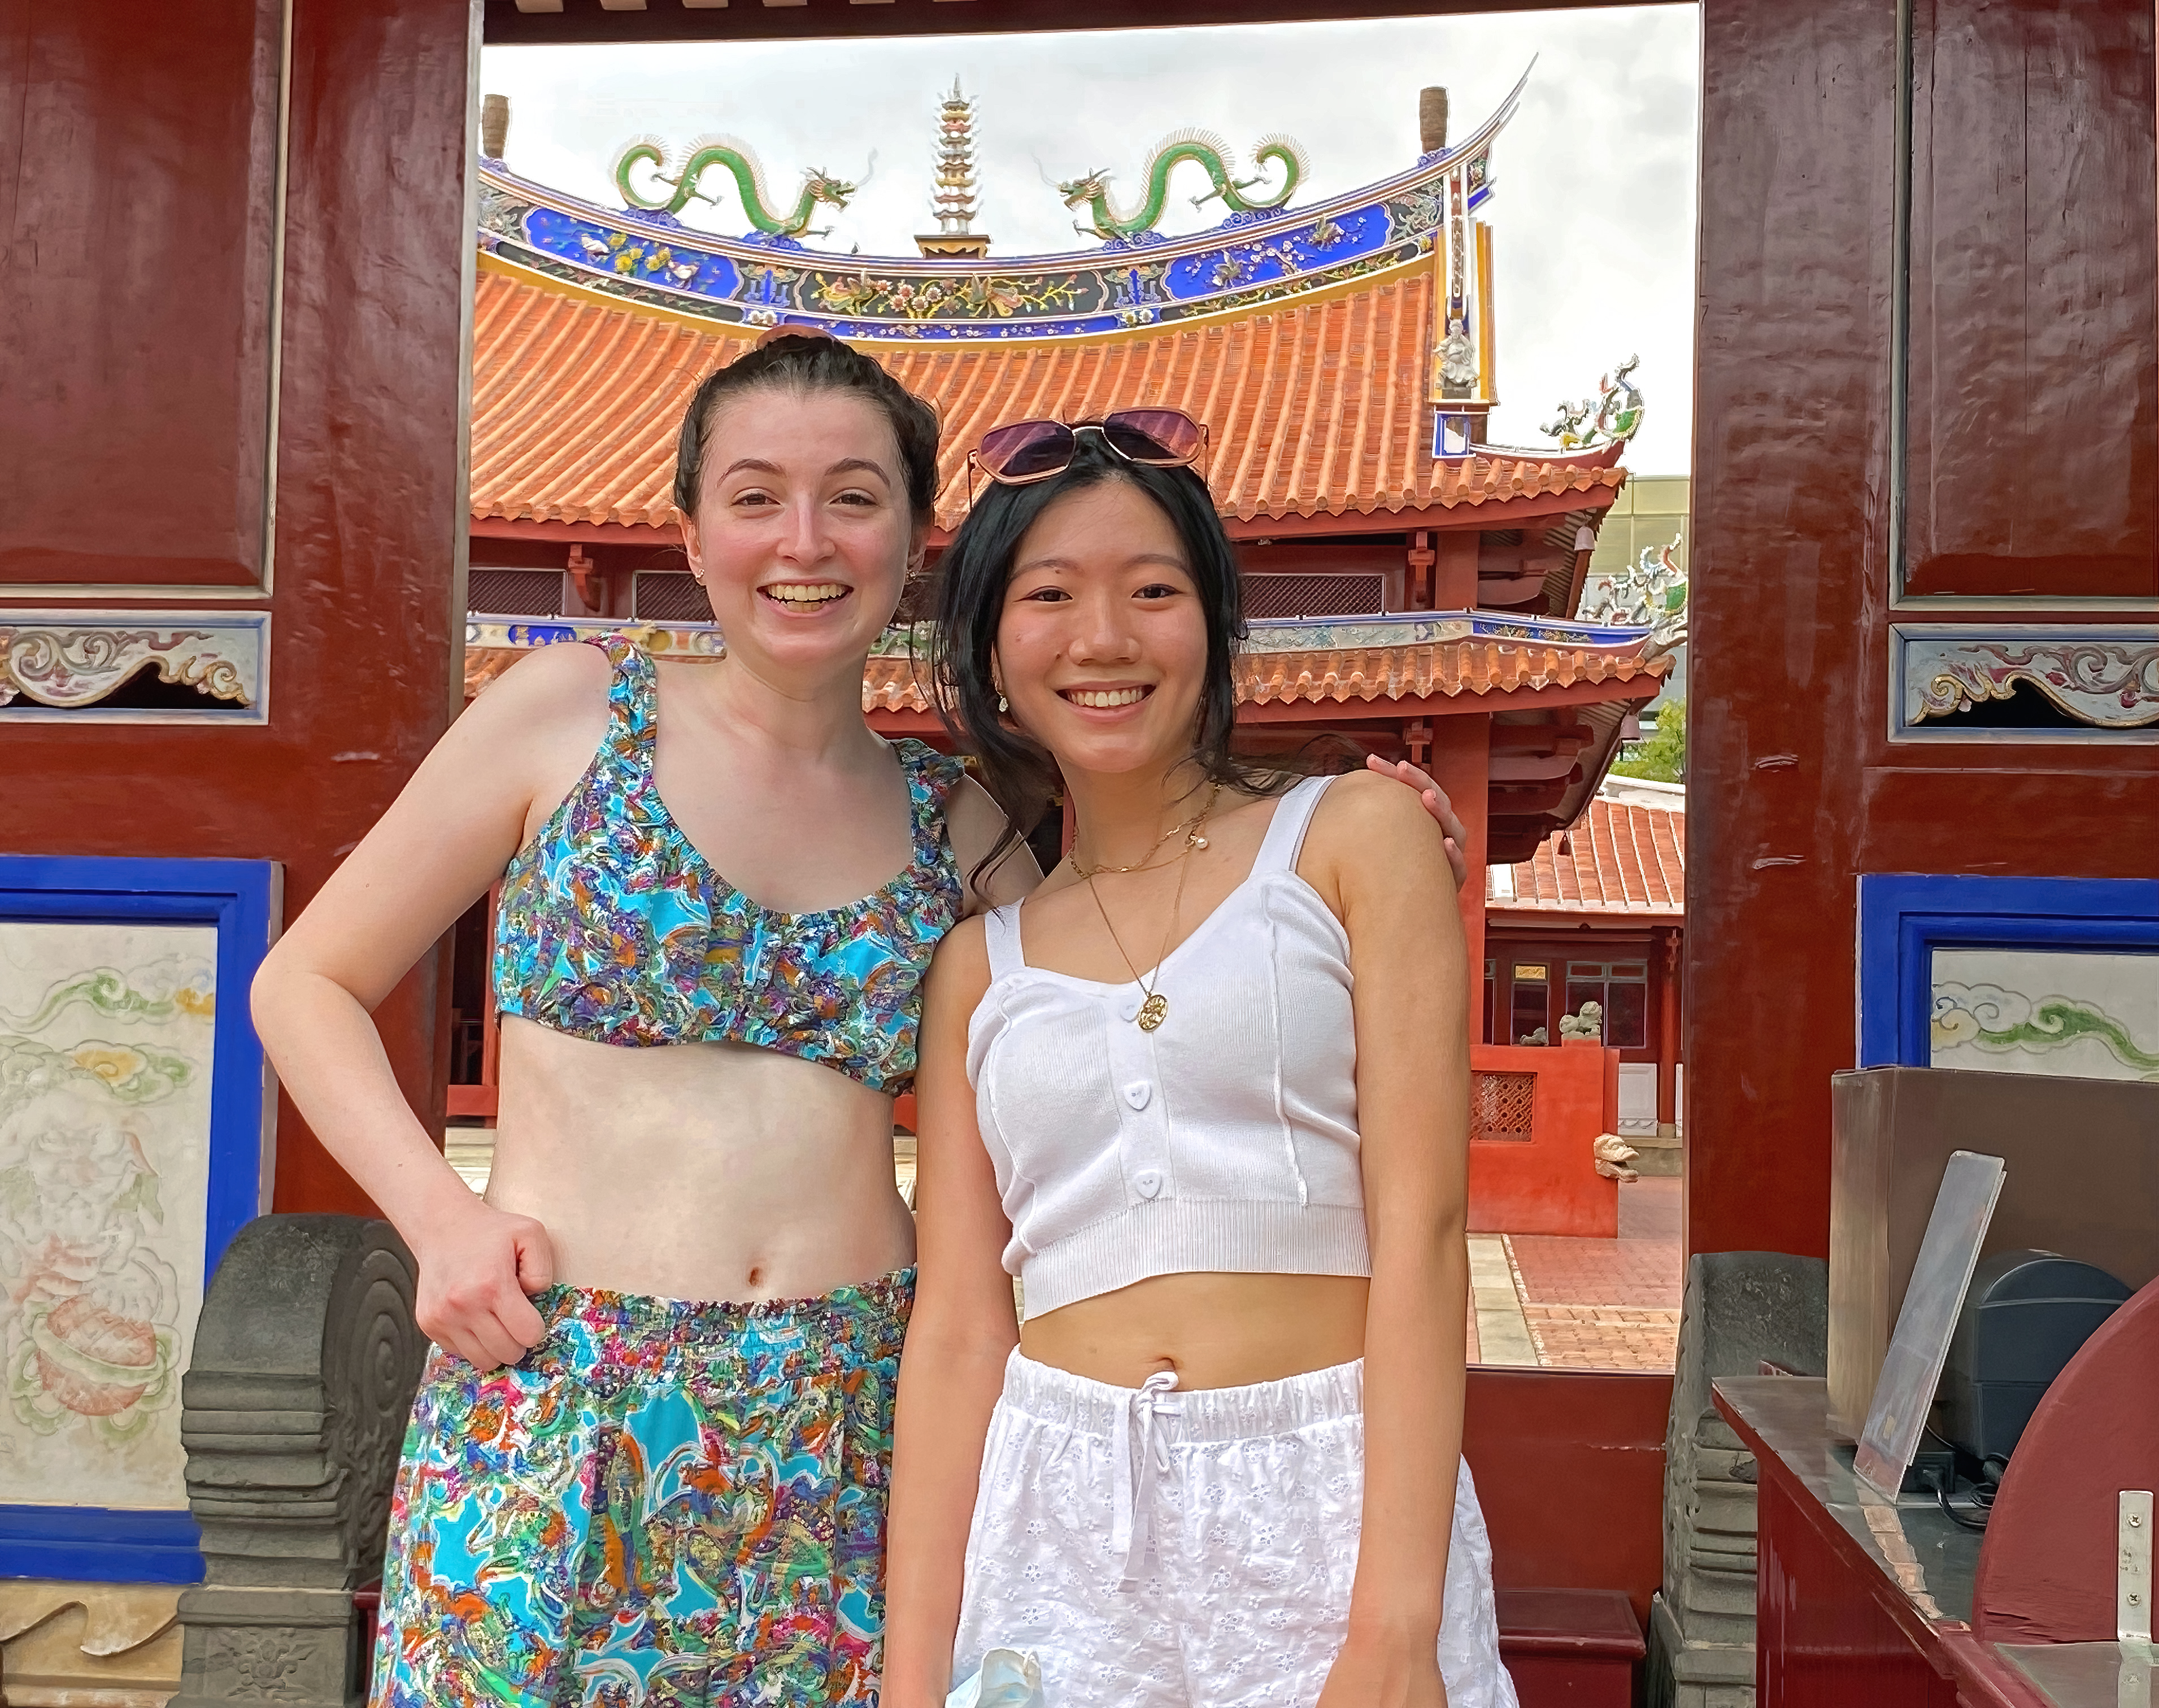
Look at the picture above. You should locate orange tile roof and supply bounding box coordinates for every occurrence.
[467,640,1665,714]
[863,641,1663,716]
[1490,798,1685,916]
[468,262,1627,535]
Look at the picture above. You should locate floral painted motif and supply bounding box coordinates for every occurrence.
[0,940,212,1496]
[372,1274,912,1707]
[493,637,965,1093]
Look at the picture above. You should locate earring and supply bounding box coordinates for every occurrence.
[996,694,1009,713]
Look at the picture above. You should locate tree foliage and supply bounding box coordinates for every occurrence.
[1612,696,1685,783]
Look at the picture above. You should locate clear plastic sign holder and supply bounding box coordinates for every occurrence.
[1854,1149,2008,1500]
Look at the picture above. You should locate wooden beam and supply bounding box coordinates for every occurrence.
[1490,720,1594,755]
[1488,751,1584,782]
[486,0,1626,45]
[1238,542,1408,577]
[472,517,680,547]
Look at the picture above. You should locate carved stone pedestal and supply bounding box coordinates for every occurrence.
[1646,1252,1827,1708]
[172,1215,425,1708]
[169,1589,367,1708]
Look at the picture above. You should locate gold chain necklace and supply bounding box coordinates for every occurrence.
[1082,787,1219,1033]
[1066,786,1218,879]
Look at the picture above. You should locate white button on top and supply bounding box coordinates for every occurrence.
[1123,1080,1152,1110]
[1133,1169,1164,1199]
[1117,996,1142,1022]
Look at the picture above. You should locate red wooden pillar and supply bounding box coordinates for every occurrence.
[1425,716,1490,1016]
[1657,927,1681,1131]
[1,0,477,1215]
[1433,529,1481,611]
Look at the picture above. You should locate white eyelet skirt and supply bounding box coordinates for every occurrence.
[950,1349,1518,1708]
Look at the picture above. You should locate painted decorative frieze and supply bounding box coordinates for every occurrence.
[0,924,218,1511]
[1894,624,2159,741]
[0,613,268,725]
[1932,948,2159,1082]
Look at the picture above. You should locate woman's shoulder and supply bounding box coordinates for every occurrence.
[1303,767,1451,878]
[471,636,618,712]
[925,909,994,1004]
[451,639,619,753]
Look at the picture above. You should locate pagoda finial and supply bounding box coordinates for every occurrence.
[916,79,990,260]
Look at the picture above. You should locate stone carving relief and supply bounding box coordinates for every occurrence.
[172,1214,426,1708]
[0,1581,184,1708]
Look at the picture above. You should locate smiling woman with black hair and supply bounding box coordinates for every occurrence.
[885,422,1514,1708]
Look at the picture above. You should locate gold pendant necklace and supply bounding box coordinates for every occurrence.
[1083,787,1218,1032]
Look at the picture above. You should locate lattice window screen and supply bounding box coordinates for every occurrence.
[468,568,565,616]
[1469,1070,1537,1143]
[633,572,713,622]
[1244,573,1385,620]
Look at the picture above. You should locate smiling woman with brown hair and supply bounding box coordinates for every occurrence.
[251,334,1034,1706]
[883,417,1513,1708]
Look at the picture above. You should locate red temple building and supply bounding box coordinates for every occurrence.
[1487,779,1686,1169]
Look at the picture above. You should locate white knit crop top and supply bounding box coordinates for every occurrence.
[965,773,1368,1318]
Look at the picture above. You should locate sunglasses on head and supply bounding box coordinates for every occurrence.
[965,409,1210,504]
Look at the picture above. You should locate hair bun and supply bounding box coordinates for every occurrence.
[751,324,848,352]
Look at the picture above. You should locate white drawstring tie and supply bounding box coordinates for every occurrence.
[1108,1369,1182,1588]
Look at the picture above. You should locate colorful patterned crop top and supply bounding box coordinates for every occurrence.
[491,636,968,1093]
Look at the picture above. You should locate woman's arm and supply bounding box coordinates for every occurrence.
[1309,771,1472,1708]
[250,642,611,1370]
[883,918,1021,1707]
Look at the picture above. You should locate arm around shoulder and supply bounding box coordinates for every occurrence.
[1307,772,1472,1703]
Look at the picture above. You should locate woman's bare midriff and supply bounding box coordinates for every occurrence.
[480,1017,916,1302]
[1018,1271,1372,1391]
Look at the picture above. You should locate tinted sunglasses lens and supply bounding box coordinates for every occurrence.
[977,420,1075,480]
[1103,409,1204,464]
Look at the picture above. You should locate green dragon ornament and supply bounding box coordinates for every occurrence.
[1058,130,1309,244]
[615,137,860,239]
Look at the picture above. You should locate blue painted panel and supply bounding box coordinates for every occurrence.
[1855,873,2159,1068]
[0,855,278,1584]
[0,1505,203,1584]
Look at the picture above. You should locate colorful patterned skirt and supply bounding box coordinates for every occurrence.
[369,1271,912,1707]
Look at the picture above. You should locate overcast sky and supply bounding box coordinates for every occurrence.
[483,5,1699,472]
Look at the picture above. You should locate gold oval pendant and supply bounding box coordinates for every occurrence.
[1136,993,1169,1031]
